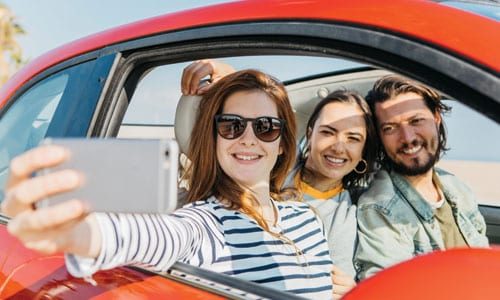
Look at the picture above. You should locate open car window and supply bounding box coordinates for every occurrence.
[118,55,500,209]
[439,100,500,207]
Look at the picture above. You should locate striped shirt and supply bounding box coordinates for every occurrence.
[66,196,333,299]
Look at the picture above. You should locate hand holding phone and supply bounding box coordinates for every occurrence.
[36,138,178,214]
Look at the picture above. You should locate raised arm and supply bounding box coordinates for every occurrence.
[181,59,235,95]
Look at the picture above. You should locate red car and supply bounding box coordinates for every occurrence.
[1,0,499,299]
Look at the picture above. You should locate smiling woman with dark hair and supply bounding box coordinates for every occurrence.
[285,89,377,297]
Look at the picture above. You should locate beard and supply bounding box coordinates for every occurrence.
[385,139,438,176]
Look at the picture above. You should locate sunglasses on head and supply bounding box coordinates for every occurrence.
[214,114,285,142]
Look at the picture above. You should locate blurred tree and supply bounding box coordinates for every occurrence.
[0,3,24,87]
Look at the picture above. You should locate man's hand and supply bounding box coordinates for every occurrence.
[181,59,235,95]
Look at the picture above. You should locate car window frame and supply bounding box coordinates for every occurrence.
[92,21,498,128]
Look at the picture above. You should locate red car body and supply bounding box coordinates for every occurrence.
[1,0,499,299]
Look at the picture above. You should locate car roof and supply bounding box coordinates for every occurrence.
[1,0,499,108]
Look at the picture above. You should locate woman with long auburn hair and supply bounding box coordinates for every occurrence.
[183,61,379,299]
[4,70,334,299]
[185,69,298,232]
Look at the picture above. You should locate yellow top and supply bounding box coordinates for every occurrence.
[294,171,344,200]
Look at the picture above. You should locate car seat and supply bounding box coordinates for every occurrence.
[174,95,202,155]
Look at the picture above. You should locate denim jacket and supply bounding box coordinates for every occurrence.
[355,168,489,280]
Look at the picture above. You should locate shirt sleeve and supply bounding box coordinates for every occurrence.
[65,205,224,278]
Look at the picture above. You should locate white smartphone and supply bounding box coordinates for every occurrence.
[36,138,179,214]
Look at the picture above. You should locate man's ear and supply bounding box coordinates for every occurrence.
[434,110,442,126]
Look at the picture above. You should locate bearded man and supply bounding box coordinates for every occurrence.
[355,75,489,280]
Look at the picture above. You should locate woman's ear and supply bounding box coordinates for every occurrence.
[306,127,312,140]
[304,127,313,150]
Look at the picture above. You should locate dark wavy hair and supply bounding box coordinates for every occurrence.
[365,75,451,168]
[300,89,378,189]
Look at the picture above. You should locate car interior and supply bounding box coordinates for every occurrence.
[114,56,500,246]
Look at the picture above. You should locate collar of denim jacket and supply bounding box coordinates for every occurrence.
[390,170,435,222]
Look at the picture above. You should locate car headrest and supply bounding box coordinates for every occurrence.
[174,94,202,154]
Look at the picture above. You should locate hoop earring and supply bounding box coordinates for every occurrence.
[354,159,367,174]
[301,142,310,160]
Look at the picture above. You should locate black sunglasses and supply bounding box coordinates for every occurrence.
[214,114,285,142]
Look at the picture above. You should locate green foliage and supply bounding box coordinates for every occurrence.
[0,2,25,87]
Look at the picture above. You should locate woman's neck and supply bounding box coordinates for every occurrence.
[247,182,276,226]
[302,162,342,192]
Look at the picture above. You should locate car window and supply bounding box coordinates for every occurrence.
[117,55,499,209]
[118,62,184,140]
[438,100,500,207]
[0,72,68,200]
[0,57,112,203]
[118,55,364,138]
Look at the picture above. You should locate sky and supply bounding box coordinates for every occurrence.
[3,0,229,60]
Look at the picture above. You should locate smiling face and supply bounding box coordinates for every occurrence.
[216,90,282,188]
[375,92,441,176]
[305,102,367,186]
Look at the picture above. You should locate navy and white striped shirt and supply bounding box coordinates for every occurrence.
[66,196,333,299]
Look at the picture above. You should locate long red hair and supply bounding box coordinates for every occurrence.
[185,69,297,232]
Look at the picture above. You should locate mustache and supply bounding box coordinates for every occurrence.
[396,139,427,154]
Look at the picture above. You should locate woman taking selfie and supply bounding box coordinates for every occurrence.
[182,60,378,297]
[3,70,335,299]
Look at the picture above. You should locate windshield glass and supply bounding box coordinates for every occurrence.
[440,1,500,21]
